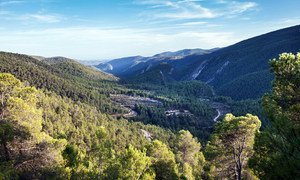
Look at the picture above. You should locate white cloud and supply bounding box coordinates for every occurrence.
[178,21,208,26]
[136,0,218,20]
[136,0,258,21]
[0,0,24,6]
[214,0,258,17]
[0,0,63,23]
[20,14,63,23]
[0,27,240,59]
[0,11,63,23]
[230,1,257,14]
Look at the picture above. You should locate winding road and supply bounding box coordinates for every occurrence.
[200,98,230,122]
[213,109,222,122]
[211,102,231,122]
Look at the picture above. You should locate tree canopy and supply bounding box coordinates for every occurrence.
[205,114,261,180]
[250,53,300,179]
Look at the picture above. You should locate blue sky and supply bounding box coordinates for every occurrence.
[0,0,299,60]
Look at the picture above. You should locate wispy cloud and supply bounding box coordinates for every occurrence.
[0,0,24,6]
[0,11,64,23]
[230,1,257,13]
[20,13,63,23]
[136,0,258,21]
[0,26,240,59]
[221,1,258,17]
[178,21,208,26]
[0,0,63,23]
[136,0,217,20]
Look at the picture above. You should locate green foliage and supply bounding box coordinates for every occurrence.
[229,99,262,118]
[126,80,214,99]
[63,144,80,168]
[205,114,261,180]
[0,73,177,179]
[127,81,216,142]
[126,63,175,85]
[0,73,66,179]
[0,52,125,114]
[147,140,179,179]
[227,99,267,126]
[132,104,215,142]
[176,130,205,179]
[116,145,152,179]
[0,161,18,179]
[3,50,300,179]
[0,72,209,179]
[216,70,273,100]
[250,53,300,179]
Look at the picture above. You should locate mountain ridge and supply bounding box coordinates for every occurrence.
[96,25,300,100]
[95,48,219,76]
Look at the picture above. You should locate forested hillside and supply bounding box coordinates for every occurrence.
[1,49,300,179]
[193,26,300,100]
[0,52,230,142]
[0,52,125,114]
[125,81,217,141]
[98,25,300,100]
[1,0,299,178]
[0,73,177,179]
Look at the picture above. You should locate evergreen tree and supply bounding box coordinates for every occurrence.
[176,130,205,179]
[147,140,179,179]
[250,53,300,179]
[105,145,153,180]
[205,114,261,180]
[0,73,66,179]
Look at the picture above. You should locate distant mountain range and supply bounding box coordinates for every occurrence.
[96,48,219,76]
[95,25,300,100]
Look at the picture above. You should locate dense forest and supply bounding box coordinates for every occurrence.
[0,52,125,114]
[98,26,300,101]
[0,52,300,179]
[125,81,217,141]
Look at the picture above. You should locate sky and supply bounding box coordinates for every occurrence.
[0,0,300,60]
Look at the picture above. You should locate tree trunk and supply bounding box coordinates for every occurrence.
[0,93,4,119]
[237,166,242,180]
[2,141,10,161]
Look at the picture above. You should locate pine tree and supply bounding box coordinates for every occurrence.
[205,114,261,180]
[176,130,205,179]
[0,73,66,179]
[250,53,300,179]
[148,140,179,179]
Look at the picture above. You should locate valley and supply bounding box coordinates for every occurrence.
[1,26,296,144]
[110,94,162,118]
[200,98,231,122]
[0,24,299,179]
[110,92,231,125]
[110,94,163,109]
[97,25,300,100]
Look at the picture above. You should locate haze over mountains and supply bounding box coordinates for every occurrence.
[1,24,300,179]
[1,0,300,178]
[96,25,300,100]
[96,48,219,76]
[7,25,299,101]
